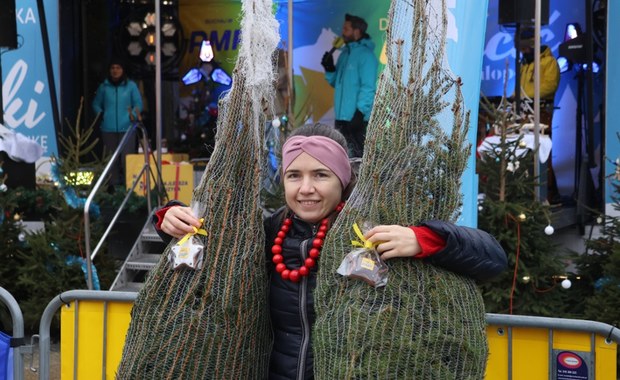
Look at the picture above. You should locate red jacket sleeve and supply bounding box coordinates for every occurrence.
[154,206,174,230]
[410,226,446,258]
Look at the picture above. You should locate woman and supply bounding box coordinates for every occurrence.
[156,124,507,379]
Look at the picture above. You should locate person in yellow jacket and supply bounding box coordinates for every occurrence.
[518,28,561,202]
[519,31,560,101]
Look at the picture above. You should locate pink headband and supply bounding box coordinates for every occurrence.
[282,135,352,188]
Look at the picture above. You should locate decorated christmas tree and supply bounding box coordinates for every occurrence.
[476,97,571,316]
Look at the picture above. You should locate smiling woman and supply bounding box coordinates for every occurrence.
[153,122,507,379]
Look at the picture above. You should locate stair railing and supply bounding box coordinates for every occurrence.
[83,122,159,290]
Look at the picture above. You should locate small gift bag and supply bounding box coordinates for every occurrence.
[170,202,207,270]
[337,222,388,288]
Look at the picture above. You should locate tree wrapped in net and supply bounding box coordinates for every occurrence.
[313,0,488,378]
[116,0,279,378]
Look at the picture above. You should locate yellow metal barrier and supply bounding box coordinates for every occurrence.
[60,300,132,379]
[53,293,619,379]
[486,314,618,379]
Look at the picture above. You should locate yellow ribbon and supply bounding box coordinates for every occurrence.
[177,218,208,246]
[351,223,377,249]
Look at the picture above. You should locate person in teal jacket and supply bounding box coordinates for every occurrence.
[92,59,143,188]
[321,14,378,158]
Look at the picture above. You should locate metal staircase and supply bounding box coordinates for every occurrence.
[110,213,167,292]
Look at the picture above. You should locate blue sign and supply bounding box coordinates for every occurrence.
[1,1,59,157]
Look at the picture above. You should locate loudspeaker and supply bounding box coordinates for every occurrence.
[0,0,18,49]
[498,0,550,26]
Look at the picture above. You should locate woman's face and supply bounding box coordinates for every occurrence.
[284,152,343,224]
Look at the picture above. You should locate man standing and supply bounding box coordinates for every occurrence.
[321,14,378,158]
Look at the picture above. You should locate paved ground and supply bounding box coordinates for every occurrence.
[21,343,60,380]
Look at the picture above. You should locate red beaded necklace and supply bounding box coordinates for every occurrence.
[271,202,345,283]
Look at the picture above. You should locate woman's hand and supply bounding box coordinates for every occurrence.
[364,225,422,260]
[160,206,202,239]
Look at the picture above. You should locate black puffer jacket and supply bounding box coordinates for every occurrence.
[155,206,507,379]
[265,209,322,380]
[264,208,507,380]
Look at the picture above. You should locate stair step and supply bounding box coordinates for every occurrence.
[125,254,163,270]
[141,230,164,242]
[112,282,143,292]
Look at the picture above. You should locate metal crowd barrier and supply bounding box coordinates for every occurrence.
[38,290,136,380]
[2,289,619,379]
[0,287,25,380]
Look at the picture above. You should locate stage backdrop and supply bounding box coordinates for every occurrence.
[179,0,490,227]
[1,0,60,158]
[482,0,605,202]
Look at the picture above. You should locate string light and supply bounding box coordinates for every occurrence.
[518,213,526,221]
[522,275,531,283]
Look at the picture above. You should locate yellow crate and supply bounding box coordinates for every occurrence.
[125,153,193,204]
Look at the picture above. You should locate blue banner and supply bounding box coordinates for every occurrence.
[606,2,620,207]
[445,0,489,227]
[1,0,60,157]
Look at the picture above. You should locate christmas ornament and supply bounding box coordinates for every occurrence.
[596,216,603,224]
[561,279,572,289]
[0,184,7,192]
[170,218,207,270]
[271,118,281,128]
[544,225,554,235]
[18,232,26,242]
[478,205,483,211]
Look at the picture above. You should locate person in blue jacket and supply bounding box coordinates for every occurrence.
[92,59,143,188]
[321,14,378,158]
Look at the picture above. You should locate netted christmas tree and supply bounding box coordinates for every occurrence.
[313,1,488,378]
[116,0,279,378]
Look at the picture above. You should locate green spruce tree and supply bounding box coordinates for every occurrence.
[477,99,570,316]
[0,100,119,334]
[572,180,620,326]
